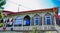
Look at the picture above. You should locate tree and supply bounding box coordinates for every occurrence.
[0,0,6,19]
[0,0,6,27]
[0,0,6,7]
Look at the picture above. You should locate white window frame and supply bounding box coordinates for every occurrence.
[45,15,52,25]
[34,17,39,25]
[14,16,23,26]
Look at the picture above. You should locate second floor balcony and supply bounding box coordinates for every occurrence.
[0,25,56,31]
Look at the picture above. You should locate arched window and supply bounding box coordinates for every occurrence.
[13,16,23,26]
[23,15,30,26]
[44,13,52,25]
[33,14,42,25]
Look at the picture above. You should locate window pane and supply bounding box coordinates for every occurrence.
[34,17,40,25]
[35,17,39,19]
[45,16,51,25]
[35,19,39,25]
[23,19,30,26]
[33,14,41,25]
[14,20,22,26]
[46,16,50,18]
[47,18,51,25]
[23,15,30,26]
[13,17,22,26]
[26,19,30,26]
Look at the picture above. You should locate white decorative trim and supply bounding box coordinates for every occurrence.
[34,17,39,25]
[45,15,52,25]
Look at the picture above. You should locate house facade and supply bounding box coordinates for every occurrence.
[0,7,59,33]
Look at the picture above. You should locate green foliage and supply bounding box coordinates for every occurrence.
[0,19,3,23]
[0,0,6,7]
[0,14,2,18]
[0,0,6,18]
[0,10,2,18]
[0,0,6,23]
[30,26,39,33]
[0,10,3,23]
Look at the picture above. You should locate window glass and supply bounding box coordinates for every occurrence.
[46,16,50,18]
[45,16,51,25]
[34,17,39,25]
[33,14,42,25]
[26,19,30,26]
[13,16,23,26]
[35,19,39,25]
[46,19,51,25]
[23,15,30,26]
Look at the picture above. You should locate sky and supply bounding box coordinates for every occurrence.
[52,0,60,15]
[2,0,60,15]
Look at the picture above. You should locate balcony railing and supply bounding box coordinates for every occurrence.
[0,25,56,31]
[43,25,56,30]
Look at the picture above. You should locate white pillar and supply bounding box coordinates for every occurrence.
[22,18,23,30]
[42,17,44,26]
[30,19,31,26]
[41,13,44,30]
[54,16,57,29]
